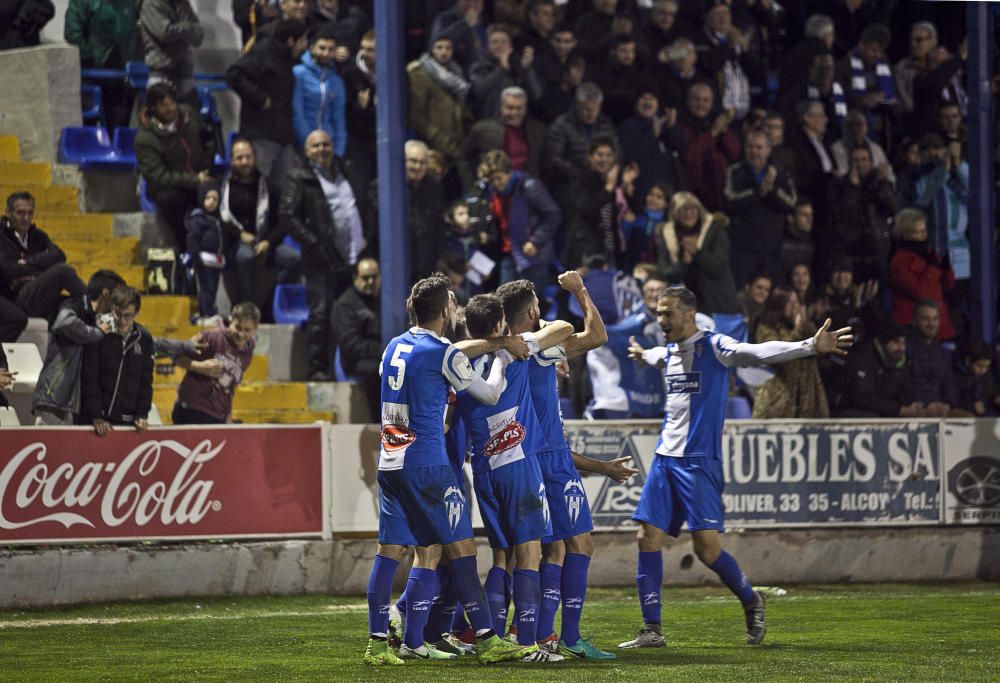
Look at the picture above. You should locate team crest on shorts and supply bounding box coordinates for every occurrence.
[564,479,586,527]
[443,485,466,533]
[539,481,550,528]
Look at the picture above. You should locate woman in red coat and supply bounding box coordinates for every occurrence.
[888,207,955,340]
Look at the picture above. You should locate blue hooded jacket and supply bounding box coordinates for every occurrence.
[292,51,347,155]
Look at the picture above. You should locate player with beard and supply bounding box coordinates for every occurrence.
[620,286,852,649]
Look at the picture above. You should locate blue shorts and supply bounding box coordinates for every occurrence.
[632,455,725,537]
[537,448,594,543]
[474,457,552,549]
[377,465,473,547]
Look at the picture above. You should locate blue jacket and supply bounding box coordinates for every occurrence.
[292,51,347,155]
[488,172,561,273]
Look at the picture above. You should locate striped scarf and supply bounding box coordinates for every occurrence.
[807,81,847,128]
[849,51,896,104]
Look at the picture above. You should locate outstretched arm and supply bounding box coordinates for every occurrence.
[714,319,853,367]
[456,335,531,360]
[559,271,609,358]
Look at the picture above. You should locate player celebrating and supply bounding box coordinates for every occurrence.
[364,274,538,666]
[457,294,574,662]
[619,286,852,649]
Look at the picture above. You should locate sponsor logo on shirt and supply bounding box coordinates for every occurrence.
[380,424,416,451]
[483,421,526,457]
[665,371,702,394]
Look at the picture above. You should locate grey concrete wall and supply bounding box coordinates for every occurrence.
[2,527,997,609]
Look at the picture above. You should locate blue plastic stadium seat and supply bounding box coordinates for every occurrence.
[726,396,752,419]
[272,284,309,325]
[126,61,150,90]
[113,127,138,164]
[334,347,360,382]
[139,178,157,213]
[59,126,131,169]
[80,84,104,126]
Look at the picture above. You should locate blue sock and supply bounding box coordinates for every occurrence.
[503,570,513,630]
[636,550,663,626]
[485,566,509,636]
[425,565,457,642]
[513,569,541,646]
[709,551,755,606]
[366,554,399,637]
[537,562,562,639]
[402,567,437,649]
[395,589,406,615]
[449,555,494,635]
[450,601,468,634]
[560,553,590,645]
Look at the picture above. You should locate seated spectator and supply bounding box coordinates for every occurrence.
[656,191,738,316]
[586,35,650,125]
[459,86,546,190]
[32,269,125,425]
[736,271,771,340]
[138,0,203,106]
[480,149,561,291]
[761,110,797,176]
[280,130,366,381]
[752,288,828,419]
[331,257,380,420]
[340,29,376,187]
[780,199,816,276]
[172,302,261,424]
[543,81,618,190]
[226,19,309,183]
[429,0,486,74]
[723,129,797,287]
[64,0,136,130]
[652,37,714,112]
[0,191,86,339]
[907,299,958,417]
[469,24,541,120]
[308,0,369,58]
[407,33,471,177]
[562,136,622,269]
[241,0,307,53]
[185,182,229,321]
[135,83,215,253]
[618,89,682,203]
[956,342,1000,417]
[830,109,895,185]
[80,286,154,436]
[833,321,921,418]
[775,14,834,115]
[787,100,834,244]
[834,23,896,148]
[673,82,741,212]
[292,24,348,155]
[574,0,640,67]
[889,207,955,341]
[828,144,896,284]
[691,0,759,123]
[529,24,585,123]
[621,181,670,275]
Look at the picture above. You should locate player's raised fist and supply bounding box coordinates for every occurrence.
[558,270,584,293]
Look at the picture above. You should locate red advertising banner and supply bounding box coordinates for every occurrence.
[0,426,327,544]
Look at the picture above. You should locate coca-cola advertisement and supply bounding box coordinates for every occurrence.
[0,426,327,544]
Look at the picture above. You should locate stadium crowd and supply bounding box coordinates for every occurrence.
[1,0,999,422]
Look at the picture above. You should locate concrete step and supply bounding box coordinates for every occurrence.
[144,323,203,340]
[70,263,145,289]
[1,184,77,212]
[63,237,141,265]
[230,409,333,424]
[235,382,308,410]
[34,212,114,239]
[0,161,51,186]
[0,137,19,163]
[141,295,195,327]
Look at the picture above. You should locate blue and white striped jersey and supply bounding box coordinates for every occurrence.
[644,331,815,458]
[378,327,475,471]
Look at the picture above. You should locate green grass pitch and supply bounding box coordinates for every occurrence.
[2,583,998,681]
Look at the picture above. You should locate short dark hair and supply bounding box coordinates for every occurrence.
[662,286,697,312]
[859,23,891,49]
[310,23,339,44]
[794,197,813,209]
[231,301,261,323]
[747,271,773,287]
[6,191,34,212]
[465,294,505,339]
[408,273,452,325]
[86,270,126,301]
[146,83,177,109]
[111,285,141,313]
[496,279,537,325]
[588,135,616,156]
[967,341,993,363]
[274,18,308,44]
[913,298,940,314]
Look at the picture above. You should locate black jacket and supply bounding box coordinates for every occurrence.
[835,339,913,418]
[226,35,297,144]
[331,286,380,375]
[723,160,798,255]
[135,106,214,195]
[0,217,67,298]
[80,322,154,424]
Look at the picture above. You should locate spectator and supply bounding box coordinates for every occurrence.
[480,149,561,290]
[905,26,967,137]
[888,207,955,341]
[241,0,307,52]
[787,100,834,238]
[428,0,486,74]
[543,81,618,189]
[331,257,380,420]
[674,82,741,212]
[172,302,261,424]
[562,136,621,269]
[938,101,966,149]
[834,320,921,418]
[226,19,309,183]
[827,144,897,284]
[761,110,796,176]
[723,129,798,287]
[400,140,445,282]
[185,182,229,321]
[64,0,136,130]
[780,199,816,277]
[137,0,203,106]
[692,0,759,122]
[641,0,680,65]
[459,85,546,189]
[788,262,821,316]
[516,0,556,55]
[0,191,86,338]
[656,190,738,315]
[587,35,650,125]
[780,52,846,143]
[574,0,639,67]
[530,25,584,123]
[621,181,669,274]
[292,24,348,155]
[956,342,1000,417]
[308,0,369,58]
[80,286,154,436]
[894,21,937,131]
[0,344,11,409]
[775,14,834,114]
[834,23,896,147]
[32,269,125,425]
[618,89,682,207]
[735,271,771,339]
[830,109,894,185]
[812,255,881,345]
[0,0,54,50]
[280,130,366,381]
[233,0,278,48]
[340,29,376,187]
[752,288,828,418]
[135,83,215,253]
[907,299,957,416]
[653,37,713,112]
[443,199,490,304]
[407,33,471,175]
[469,23,541,120]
